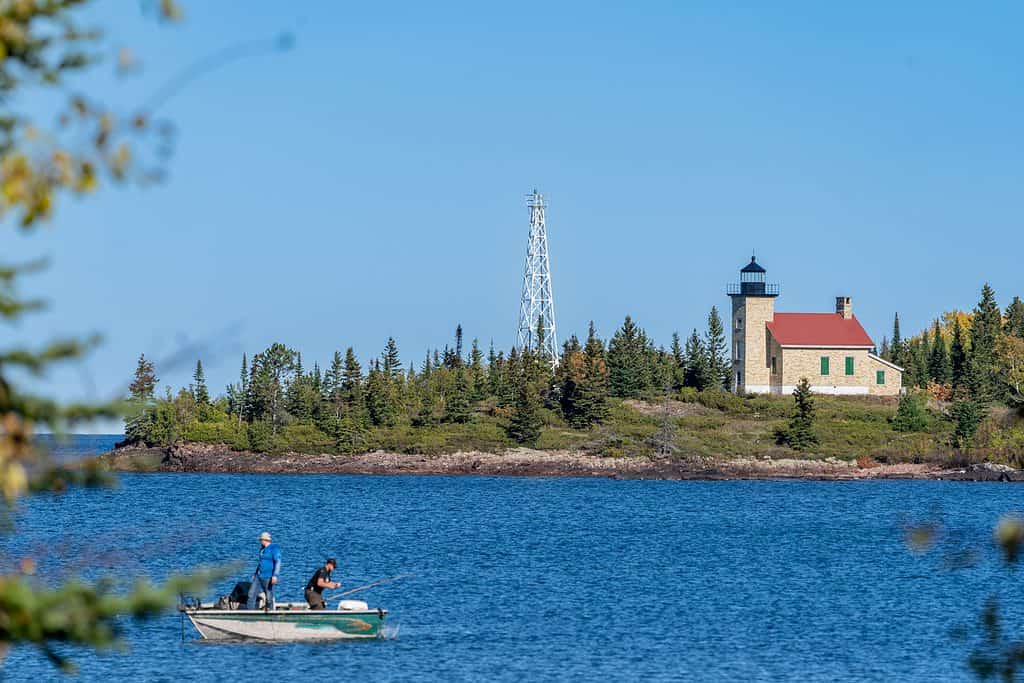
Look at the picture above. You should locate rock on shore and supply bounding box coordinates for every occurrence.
[96,442,1010,481]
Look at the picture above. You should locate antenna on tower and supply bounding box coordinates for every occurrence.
[516,189,558,367]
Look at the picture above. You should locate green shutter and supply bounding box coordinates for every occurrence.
[876,370,885,385]
[845,356,854,375]
[820,356,829,375]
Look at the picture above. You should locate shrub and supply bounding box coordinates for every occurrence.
[183,419,249,450]
[247,421,273,453]
[273,424,335,454]
[892,392,929,432]
[677,387,699,404]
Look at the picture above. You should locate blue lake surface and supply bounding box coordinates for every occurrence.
[3,436,1024,681]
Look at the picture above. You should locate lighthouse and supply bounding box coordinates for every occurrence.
[726,255,779,394]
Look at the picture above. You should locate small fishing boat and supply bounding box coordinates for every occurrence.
[181,600,387,641]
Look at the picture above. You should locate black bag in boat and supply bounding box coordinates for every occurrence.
[215,581,253,610]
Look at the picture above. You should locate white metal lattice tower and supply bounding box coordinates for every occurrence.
[516,189,558,366]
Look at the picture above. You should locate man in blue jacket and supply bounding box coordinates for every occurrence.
[247,531,282,610]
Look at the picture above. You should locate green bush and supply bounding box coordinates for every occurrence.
[273,424,335,454]
[182,419,249,450]
[892,392,929,432]
[247,421,273,453]
[676,387,699,403]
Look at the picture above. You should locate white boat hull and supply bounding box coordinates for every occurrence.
[184,603,387,641]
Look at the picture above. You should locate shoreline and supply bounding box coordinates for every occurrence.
[100,442,1022,482]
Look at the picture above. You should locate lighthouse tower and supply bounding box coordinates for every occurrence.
[726,255,779,394]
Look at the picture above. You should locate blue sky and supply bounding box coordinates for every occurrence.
[5,1,1023,427]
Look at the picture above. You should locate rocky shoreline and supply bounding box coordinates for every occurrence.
[100,442,1023,482]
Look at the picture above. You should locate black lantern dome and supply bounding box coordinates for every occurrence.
[727,254,779,297]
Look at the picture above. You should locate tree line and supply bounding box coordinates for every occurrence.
[124,307,734,451]
[880,286,1024,448]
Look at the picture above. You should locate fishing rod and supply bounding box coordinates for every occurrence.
[335,574,413,598]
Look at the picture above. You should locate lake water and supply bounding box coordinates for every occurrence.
[2,436,1023,681]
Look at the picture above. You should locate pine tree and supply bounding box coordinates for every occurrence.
[1007,296,1024,338]
[778,378,817,451]
[607,315,650,398]
[382,337,402,379]
[326,351,344,416]
[577,322,611,426]
[705,306,729,391]
[914,334,930,389]
[950,317,969,393]
[365,360,397,427]
[454,324,464,366]
[507,349,544,446]
[128,354,158,399]
[684,329,711,390]
[969,283,1001,404]
[952,397,982,450]
[879,337,889,361]
[928,320,952,386]
[890,313,903,367]
[468,338,486,400]
[192,359,210,406]
[341,347,365,423]
[125,354,159,443]
[892,391,928,432]
[670,332,686,391]
[558,336,586,427]
[445,367,472,423]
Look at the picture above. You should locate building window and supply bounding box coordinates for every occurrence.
[771,356,777,374]
[737,342,744,360]
[845,356,854,375]
[876,370,885,385]
[820,356,829,375]
[737,371,742,387]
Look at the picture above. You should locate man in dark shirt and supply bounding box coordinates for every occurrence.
[304,558,340,610]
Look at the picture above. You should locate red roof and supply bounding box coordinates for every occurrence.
[766,313,874,347]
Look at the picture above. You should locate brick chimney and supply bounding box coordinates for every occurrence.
[836,296,853,319]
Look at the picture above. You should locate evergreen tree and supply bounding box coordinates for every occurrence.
[951,317,969,393]
[578,322,611,425]
[879,337,889,361]
[382,337,402,379]
[454,324,464,366]
[445,368,472,423]
[128,354,158,399]
[507,349,544,446]
[705,306,729,391]
[890,313,903,367]
[913,336,930,389]
[365,360,397,427]
[928,320,952,386]
[341,347,365,422]
[1007,296,1024,338]
[192,359,210,406]
[952,397,982,450]
[500,347,520,407]
[468,338,486,400]
[607,315,651,398]
[684,329,711,390]
[227,353,248,424]
[892,391,928,432]
[670,332,686,391]
[326,351,344,417]
[125,354,159,443]
[558,336,586,427]
[413,381,439,427]
[777,378,817,451]
[969,283,1001,404]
